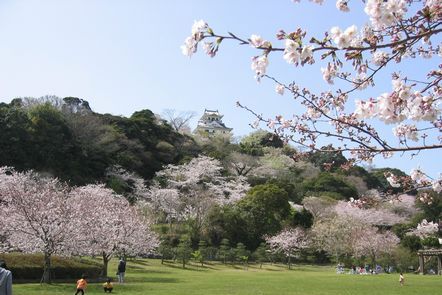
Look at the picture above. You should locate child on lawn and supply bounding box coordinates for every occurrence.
[75,274,88,295]
[103,278,114,293]
[399,272,404,286]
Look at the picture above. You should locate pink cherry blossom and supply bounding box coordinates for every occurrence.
[334,200,406,226]
[300,45,314,62]
[266,227,308,268]
[432,175,442,193]
[410,168,426,181]
[364,0,407,29]
[352,228,399,261]
[181,19,210,57]
[320,63,338,84]
[0,168,75,283]
[336,0,350,12]
[70,184,159,276]
[393,124,419,142]
[251,55,269,81]
[407,219,439,239]
[275,83,285,95]
[146,156,249,224]
[283,39,301,65]
[250,34,271,48]
[329,25,358,49]
[372,51,390,66]
[386,172,401,188]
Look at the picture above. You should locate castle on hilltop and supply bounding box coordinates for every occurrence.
[194,109,232,135]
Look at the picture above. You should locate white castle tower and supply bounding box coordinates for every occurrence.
[195,109,233,135]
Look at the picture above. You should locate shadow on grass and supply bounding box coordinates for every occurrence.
[191,264,216,270]
[161,263,210,272]
[127,277,180,284]
[161,260,223,270]
[257,264,290,272]
[230,264,249,270]
[130,268,173,275]
[129,259,151,266]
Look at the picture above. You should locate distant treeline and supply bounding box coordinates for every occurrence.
[0,96,199,185]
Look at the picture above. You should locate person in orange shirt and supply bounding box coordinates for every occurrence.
[74,274,88,295]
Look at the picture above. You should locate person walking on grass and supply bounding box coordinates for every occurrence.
[117,258,126,284]
[0,260,12,295]
[74,274,88,295]
[399,272,404,286]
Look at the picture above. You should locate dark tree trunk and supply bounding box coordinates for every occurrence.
[102,252,110,277]
[42,252,52,284]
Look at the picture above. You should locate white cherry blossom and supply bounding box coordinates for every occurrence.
[275,83,285,95]
[336,0,350,12]
[283,39,301,64]
[372,50,390,66]
[251,55,269,81]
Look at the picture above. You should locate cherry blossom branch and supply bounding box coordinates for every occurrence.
[182,1,442,186]
[204,26,442,54]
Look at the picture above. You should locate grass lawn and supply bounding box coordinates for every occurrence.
[12,259,442,295]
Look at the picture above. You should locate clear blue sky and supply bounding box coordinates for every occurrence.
[0,0,439,177]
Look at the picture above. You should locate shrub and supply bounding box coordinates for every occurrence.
[0,253,101,282]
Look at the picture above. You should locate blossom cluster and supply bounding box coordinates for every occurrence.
[310,216,400,260]
[385,169,441,194]
[320,63,339,84]
[181,20,209,57]
[336,0,350,12]
[364,0,408,29]
[417,192,435,205]
[371,51,390,66]
[265,227,308,257]
[385,172,401,188]
[352,227,400,259]
[330,25,359,49]
[393,124,419,142]
[355,79,440,124]
[147,156,250,222]
[334,200,405,226]
[432,176,442,193]
[251,55,269,81]
[283,39,314,65]
[407,219,439,239]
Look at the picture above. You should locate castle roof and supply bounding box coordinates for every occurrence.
[195,108,232,133]
[198,120,232,130]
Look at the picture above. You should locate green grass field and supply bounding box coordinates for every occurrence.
[12,259,442,295]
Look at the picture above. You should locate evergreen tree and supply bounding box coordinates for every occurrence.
[254,242,268,268]
[176,236,192,269]
[197,240,208,266]
[235,242,250,265]
[218,238,230,264]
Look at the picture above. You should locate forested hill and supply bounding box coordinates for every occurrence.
[0,96,199,185]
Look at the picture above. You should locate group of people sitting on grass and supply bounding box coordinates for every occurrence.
[336,263,393,275]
